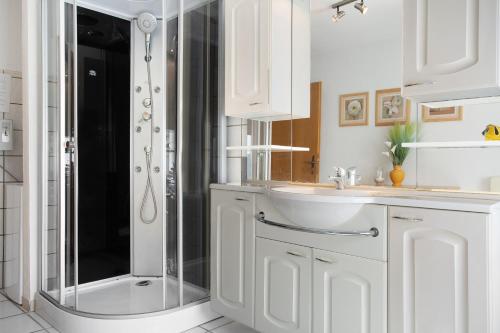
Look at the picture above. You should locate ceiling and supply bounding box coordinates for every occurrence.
[311,0,402,55]
[76,0,208,19]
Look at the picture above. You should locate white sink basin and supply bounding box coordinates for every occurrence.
[267,186,378,229]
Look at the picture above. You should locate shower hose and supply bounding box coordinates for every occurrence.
[140,58,158,224]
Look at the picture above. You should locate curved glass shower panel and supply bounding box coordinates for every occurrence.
[179,0,220,306]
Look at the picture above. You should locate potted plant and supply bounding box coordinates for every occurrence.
[383,122,416,187]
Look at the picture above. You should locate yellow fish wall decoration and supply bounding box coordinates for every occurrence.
[482,124,500,141]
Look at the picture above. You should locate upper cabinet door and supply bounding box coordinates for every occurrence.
[402,0,500,101]
[389,207,490,333]
[210,190,255,327]
[312,249,387,333]
[225,0,270,118]
[255,237,311,333]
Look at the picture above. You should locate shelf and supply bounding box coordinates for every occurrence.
[402,141,500,149]
[226,145,310,152]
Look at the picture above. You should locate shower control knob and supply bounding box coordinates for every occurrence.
[154,86,161,93]
[154,167,160,173]
[135,86,142,93]
[136,126,142,133]
[135,166,142,173]
[143,98,151,108]
[142,112,151,121]
[154,126,160,133]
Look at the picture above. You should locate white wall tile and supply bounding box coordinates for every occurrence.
[4,233,19,261]
[227,125,242,158]
[6,103,22,130]
[4,208,20,235]
[227,117,243,126]
[4,156,22,182]
[9,77,22,104]
[5,184,21,208]
[227,158,241,184]
[0,235,3,260]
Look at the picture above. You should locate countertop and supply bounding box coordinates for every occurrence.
[210,183,500,213]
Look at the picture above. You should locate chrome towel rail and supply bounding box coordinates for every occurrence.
[257,212,379,238]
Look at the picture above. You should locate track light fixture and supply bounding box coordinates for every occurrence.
[331,6,346,22]
[330,0,368,23]
[354,0,368,14]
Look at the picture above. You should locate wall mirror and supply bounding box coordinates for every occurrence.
[287,0,415,186]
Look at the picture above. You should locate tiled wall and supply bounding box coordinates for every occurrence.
[0,69,24,289]
[226,117,246,183]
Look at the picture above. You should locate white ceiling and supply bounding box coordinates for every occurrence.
[311,0,402,55]
[76,0,208,20]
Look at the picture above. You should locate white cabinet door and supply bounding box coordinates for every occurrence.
[225,0,269,118]
[313,249,387,333]
[389,207,489,333]
[256,237,311,333]
[402,0,500,101]
[210,190,255,327]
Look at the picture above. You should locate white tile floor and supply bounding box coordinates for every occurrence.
[0,294,58,333]
[0,293,258,333]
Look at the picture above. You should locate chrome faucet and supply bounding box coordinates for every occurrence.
[329,167,346,190]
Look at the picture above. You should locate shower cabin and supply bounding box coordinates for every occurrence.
[38,0,221,329]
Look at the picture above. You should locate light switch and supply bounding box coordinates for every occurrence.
[0,119,13,151]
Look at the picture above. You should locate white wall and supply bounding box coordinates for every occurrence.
[0,0,22,72]
[312,39,417,185]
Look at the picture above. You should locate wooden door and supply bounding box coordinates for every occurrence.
[210,190,255,327]
[389,207,489,333]
[313,249,387,333]
[271,82,322,182]
[255,237,312,333]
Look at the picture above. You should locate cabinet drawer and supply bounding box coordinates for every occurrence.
[256,196,387,261]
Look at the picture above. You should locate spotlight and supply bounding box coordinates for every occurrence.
[354,0,368,14]
[332,6,346,22]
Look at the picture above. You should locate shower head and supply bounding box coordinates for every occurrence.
[137,12,157,34]
[137,12,158,62]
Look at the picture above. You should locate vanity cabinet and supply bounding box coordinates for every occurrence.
[224,0,310,120]
[402,0,500,102]
[389,207,491,333]
[255,237,311,333]
[313,249,387,333]
[210,190,255,327]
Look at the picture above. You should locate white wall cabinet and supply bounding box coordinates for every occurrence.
[255,237,311,333]
[402,0,500,102]
[313,249,386,333]
[210,190,255,327]
[389,207,492,333]
[224,0,310,120]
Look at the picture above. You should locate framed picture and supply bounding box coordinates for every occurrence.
[339,92,369,127]
[421,105,463,122]
[375,88,411,126]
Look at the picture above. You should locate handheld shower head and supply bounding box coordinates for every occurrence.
[137,12,157,34]
[137,12,158,62]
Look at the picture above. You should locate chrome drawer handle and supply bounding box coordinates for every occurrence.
[404,81,436,88]
[392,216,424,223]
[257,212,379,237]
[235,198,249,202]
[249,102,262,106]
[315,257,335,264]
[286,251,306,258]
